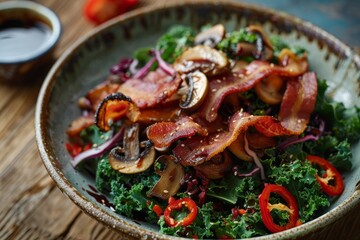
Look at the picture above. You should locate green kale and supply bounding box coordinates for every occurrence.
[305,136,352,171]
[216,29,257,58]
[110,171,159,218]
[95,158,120,192]
[133,47,153,67]
[270,35,307,56]
[239,90,273,116]
[207,167,262,205]
[158,202,216,238]
[95,159,160,221]
[156,25,195,63]
[213,193,267,239]
[80,125,113,146]
[333,106,360,143]
[314,79,360,143]
[265,157,330,222]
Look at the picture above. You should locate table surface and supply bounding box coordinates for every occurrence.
[0,0,359,239]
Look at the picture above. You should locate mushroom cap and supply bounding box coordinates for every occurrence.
[174,45,230,77]
[179,71,209,111]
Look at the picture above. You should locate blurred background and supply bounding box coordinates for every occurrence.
[240,0,360,47]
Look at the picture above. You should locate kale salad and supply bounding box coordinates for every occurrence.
[65,24,360,239]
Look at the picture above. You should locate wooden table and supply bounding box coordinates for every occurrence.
[0,0,359,239]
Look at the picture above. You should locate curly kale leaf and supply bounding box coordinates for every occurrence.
[305,135,353,171]
[207,165,262,204]
[333,106,360,143]
[265,157,330,222]
[216,29,257,59]
[95,159,160,221]
[270,35,307,57]
[95,158,120,192]
[314,79,360,144]
[80,125,113,146]
[156,25,195,63]
[158,202,217,238]
[213,193,267,239]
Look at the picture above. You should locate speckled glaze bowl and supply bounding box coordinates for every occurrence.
[35,0,360,239]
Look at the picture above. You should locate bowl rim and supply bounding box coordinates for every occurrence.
[0,0,62,64]
[35,0,360,239]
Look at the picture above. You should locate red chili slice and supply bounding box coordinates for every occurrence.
[259,184,299,233]
[163,198,198,227]
[306,155,344,196]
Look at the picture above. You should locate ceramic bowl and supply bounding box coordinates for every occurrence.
[0,1,62,83]
[35,0,360,239]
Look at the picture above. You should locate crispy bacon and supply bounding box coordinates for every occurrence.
[137,106,181,124]
[199,51,308,122]
[66,115,94,137]
[117,68,181,109]
[254,117,292,137]
[86,82,120,111]
[279,72,317,134]
[173,111,271,166]
[147,116,208,150]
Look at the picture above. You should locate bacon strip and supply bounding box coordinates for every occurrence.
[147,116,208,150]
[117,68,181,109]
[254,117,292,137]
[199,51,308,122]
[66,115,94,137]
[86,82,120,111]
[279,72,317,134]
[173,111,270,166]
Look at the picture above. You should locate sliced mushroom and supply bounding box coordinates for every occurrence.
[254,75,285,105]
[228,133,253,161]
[247,25,273,50]
[173,45,230,77]
[194,151,233,179]
[195,24,226,47]
[95,92,140,131]
[109,124,155,174]
[236,42,273,61]
[148,155,185,200]
[179,71,209,111]
[239,25,273,60]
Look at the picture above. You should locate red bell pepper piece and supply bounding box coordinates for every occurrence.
[152,204,163,217]
[259,184,299,233]
[66,142,93,157]
[84,0,139,25]
[163,198,198,227]
[306,155,344,196]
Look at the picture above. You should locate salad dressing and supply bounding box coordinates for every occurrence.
[0,19,52,62]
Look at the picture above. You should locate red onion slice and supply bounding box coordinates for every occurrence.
[71,127,124,168]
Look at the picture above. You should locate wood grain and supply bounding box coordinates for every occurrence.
[0,0,359,240]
